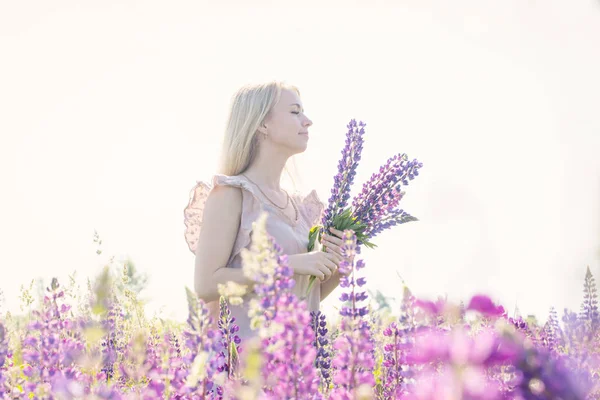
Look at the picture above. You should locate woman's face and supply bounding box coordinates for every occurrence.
[260,88,313,155]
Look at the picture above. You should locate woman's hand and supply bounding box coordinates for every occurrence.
[288,251,339,282]
[321,227,353,267]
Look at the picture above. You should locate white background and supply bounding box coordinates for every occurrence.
[1,0,599,324]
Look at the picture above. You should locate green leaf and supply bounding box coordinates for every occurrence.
[362,240,378,249]
[229,340,240,377]
[307,225,321,252]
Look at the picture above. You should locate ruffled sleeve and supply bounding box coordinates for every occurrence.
[299,189,326,228]
[183,174,262,266]
[183,179,212,254]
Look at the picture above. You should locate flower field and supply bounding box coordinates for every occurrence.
[0,214,599,399]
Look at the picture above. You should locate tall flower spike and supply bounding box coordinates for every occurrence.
[321,119,367,230]
[217,296,241,379]
[0,323,7,369]
[20,277,84,395]
[381,322,410,398]
[239,212,320,398]
[352,153,423,241]
[330,229,375,399]
[311,311,332,392]
[241,211,296,332]
[260,296,320,399]
[182,287,223,398]
[580,266,599,330]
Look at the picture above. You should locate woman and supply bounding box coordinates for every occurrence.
[184,81,347,340]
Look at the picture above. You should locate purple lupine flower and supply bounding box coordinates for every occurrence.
[330,230,375,399]
[18,277,86,397]
[0,322,8,395]
[180,287,224,399]
[260,294,321,399]
[217,296,241,379]
[560,308,591,365]
[137,326,206,400]
[99,298,120,381]
[164,333,188,396]
[508,315,535,343]
[87,267,123,382]
[118,330,153,383]
[580,266,600,330]
[509,333,594,400]
[539,320,559,354]
[547,306,563,345]
[311,310,332,392]
[306,120,423,295]
[321,119,366,230]
[241,214,298,331]
[138,331,186,399]
[352,153,422,241]
[551,270,600,398]
[381,322,410,399]
[0,322,8,369]
[236,213,320,399]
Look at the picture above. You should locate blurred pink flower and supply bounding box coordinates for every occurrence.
[466,295,506,317]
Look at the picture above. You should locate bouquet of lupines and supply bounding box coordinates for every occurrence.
[306,119,423,294]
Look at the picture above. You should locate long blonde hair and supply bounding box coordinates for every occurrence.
[216,80,302,192]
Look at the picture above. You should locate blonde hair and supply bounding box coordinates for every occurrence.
[216,80,302,192]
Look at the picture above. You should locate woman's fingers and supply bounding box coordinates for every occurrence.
[315,268,326,281]
[318,264,332,279]
[323,232,344,246]
[323,237,344,259]
[324,251,338,263]
[323,256,338,271]
[322,235,342,250]
[326,247,343,264]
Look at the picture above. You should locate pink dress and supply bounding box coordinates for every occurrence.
[184,173,325,340]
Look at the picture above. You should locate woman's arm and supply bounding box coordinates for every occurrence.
[194,184,255,303]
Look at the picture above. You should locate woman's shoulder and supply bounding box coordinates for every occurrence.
[183,173,259,254]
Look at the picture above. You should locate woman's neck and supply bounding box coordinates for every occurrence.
[242,150,288,191]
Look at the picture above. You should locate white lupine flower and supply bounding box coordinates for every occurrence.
[185,351,209,387]
[241,212,279,284]
[240,211,284,331]
[217,281,248,306]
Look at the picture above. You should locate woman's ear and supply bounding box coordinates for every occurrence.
[257,123,268,136]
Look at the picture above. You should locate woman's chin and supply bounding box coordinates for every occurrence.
[289,142,308,155]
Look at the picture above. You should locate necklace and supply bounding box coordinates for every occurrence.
[241,173,298,222]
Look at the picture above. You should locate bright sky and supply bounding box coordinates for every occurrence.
[1,0,599,324]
